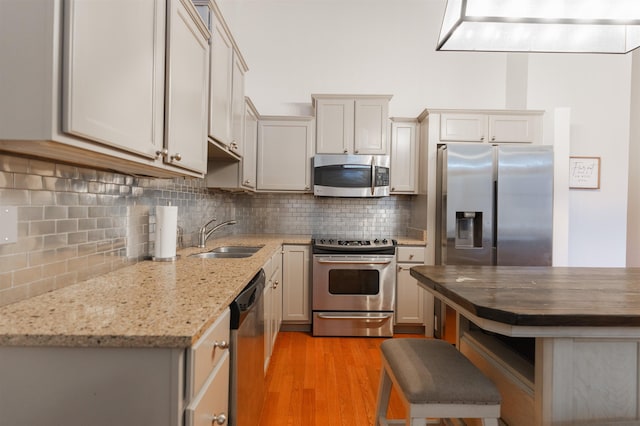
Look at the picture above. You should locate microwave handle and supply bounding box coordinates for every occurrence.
[371,162,375,196]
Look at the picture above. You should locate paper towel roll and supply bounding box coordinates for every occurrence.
[155,206,178,259]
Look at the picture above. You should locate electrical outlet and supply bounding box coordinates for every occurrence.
[0,206,18,245]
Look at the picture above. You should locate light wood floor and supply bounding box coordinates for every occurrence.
[258,331,423,426]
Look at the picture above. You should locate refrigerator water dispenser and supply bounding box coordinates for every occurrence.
[455,212,483,248]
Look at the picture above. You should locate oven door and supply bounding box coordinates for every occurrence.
[312,254,396,312]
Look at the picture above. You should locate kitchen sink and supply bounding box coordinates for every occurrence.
[210,245,263,254]
[189,252,254,259]
[189,245,264,259]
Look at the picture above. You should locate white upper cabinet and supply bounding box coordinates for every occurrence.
[164,0,210,174]
[242,98,259,190]
[208,8,234,146]
[390,118,418,194]
[230,55,246,156]
[257,117,314,192]
[313,95,391,155]
[440,111,540,144]
[63,0,165,158]
[0,0,209,178]
[197,0,248,159]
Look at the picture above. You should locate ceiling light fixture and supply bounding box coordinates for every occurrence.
[436,0,640,54]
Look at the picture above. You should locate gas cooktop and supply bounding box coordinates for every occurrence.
[311,238,397,254]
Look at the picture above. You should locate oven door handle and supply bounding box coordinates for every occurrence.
[317,313,393,320]
[315,259,393,265]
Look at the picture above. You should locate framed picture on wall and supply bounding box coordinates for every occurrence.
[569,156,600,189]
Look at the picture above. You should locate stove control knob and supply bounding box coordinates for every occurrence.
[374,239,379,244]
[382,239,388,244]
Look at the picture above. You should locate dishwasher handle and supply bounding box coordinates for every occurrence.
[230,269,265,329]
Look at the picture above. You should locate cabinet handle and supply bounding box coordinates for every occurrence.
[491,136,496,141]
[171,153,182,162]
[480,136,485,141]
[354,149,359,154]
[343,149,348,154]
[409,254,414,259]
[155,148,168,159]
[211,413,227,425]
[212,340,229,350]
[244,180,251,185]
[305,186,310,190]
[273,280,279,289]
[391,187,396,191]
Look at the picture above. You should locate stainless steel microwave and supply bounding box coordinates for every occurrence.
[313,154,390,197]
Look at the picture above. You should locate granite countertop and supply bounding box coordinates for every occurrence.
[412,265,640,327]
[0,234,310,349]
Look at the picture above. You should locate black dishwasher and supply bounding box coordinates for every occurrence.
[229,269,265,426]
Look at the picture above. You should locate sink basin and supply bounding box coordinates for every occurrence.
[189,245,264,259]
[210,245,263,254]
[189,252,253,259]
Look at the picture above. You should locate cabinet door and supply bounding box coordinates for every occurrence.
[185,353,229,426]
[270,250,283,350]
[257,119,314,191]
[489,114,537,143]
[440,113,487,142]
[241,99,258,190]
[282,245,311,323]
[209,13,233,146]
[354,98,389,154]
[63,0,165,159]
[396,263,425,324]
[315,98,354,154]
[390,120,417,193]
[263,282,272,373]
[229,55,246,156]
[165,0,209,173]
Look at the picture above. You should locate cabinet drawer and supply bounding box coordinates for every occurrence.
[397,246,425,263]
[186,352,230,426]
[189,308,231,396]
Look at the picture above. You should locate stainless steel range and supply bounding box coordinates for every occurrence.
[312,238,397,337]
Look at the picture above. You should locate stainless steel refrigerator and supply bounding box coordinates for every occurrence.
[436,143,554,267]
[433,143,553,339]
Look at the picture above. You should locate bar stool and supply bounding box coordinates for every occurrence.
[375,338,501,426]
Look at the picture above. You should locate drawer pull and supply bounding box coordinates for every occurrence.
[211,413,227,425]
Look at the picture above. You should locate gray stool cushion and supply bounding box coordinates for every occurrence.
[381,339,501,406]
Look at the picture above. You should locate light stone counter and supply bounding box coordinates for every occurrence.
[0,234,310,348]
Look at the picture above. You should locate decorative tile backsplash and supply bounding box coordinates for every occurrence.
[0,153,411,306]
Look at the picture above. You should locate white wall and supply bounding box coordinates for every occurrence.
[219,0,633,267]
[528,55,631,266]
[628,51,640,266]
[218,0,508,116]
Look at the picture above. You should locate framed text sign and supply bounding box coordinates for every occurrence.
[569,156,600,189]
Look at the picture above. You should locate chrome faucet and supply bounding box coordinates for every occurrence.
[197,218,237,248]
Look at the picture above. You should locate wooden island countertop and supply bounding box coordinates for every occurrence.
[410,265,640,328]
[410,265,640,425]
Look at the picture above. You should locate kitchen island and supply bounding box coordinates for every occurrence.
[411,265,640,426]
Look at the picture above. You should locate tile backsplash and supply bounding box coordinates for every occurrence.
[0,153,411,306]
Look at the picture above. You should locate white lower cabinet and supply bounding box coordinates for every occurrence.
[186,308,231,426]
[282,245,311,324]
[395,246,431,329]
[0,347,185,426]
[186,353,229,426]
[263,247,283,373]
[396,262,425,324]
